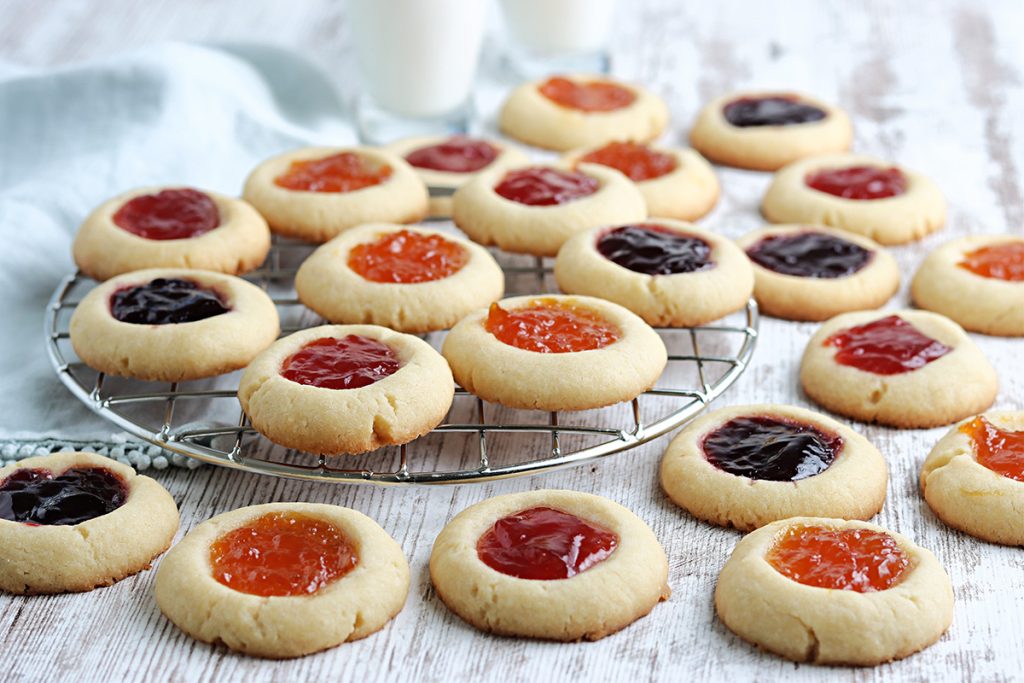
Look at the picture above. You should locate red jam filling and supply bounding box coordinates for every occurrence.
[578,141,677,182]
[485,298,620,353]
[274,152,392,193]
[538,76,636,112]
[958,242,1024,281]
[112,188,220,240]
[281,335,400,390]
[110,278,229,325]
[404,136,499,173]
[766,524,910,592]
[824,315,951,375]
[701,416,843,482]
[805,166,907,200]
[746,231,872,279]
[960,415,1024,482]
[348,230,468,283]
[0,467,127,526]
[596,224,713,275]
[722,96,827,127]
[210,512,358,597]
[494,167,599,206]
[476,506,618,580]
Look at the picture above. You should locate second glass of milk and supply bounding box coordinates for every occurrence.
[500,0,617,77]
[348,0,487,143]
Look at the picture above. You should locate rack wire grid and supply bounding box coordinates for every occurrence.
[45,236,759,486]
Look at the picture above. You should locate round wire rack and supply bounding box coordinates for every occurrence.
[45,237,759,486]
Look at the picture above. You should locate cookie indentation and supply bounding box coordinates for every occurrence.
[281,335,401,390]
[0,467,127,526]
[723,96,828,127]
[746,231,872,279]
[805,166,907,200]
[405,136,498,173]
[958,241,1024,281]
[484,298,620,353]
[701,416,842,481]
[110,278,229,325]
[766,524,909,592]
[538,77,635,112]
[476,506,618,580]
[494,167,599,206]
[579,141,677,181]
[960,415,1024,482]
[348,229,468,284]
[112,188,220,240]
[824,314,950,375]
[596,224,713,276]
[274,152,392,193]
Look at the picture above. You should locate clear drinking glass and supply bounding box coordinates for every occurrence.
[499,0,617,78]
[348,0,488,143]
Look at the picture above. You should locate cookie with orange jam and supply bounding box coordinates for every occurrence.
[452,163,646,257]
[73,186,271,281]
[499,75,668,152]
[242,146,428,242]
[155,502,409,658]
[430,490,669,641]
[660,404,887,530]
[238,324,454,454]
[555,219,753,326]
[715,517,953,665]
[800,309,997,428]
[912,234,1024,336]
[561,141,719,221]
[921,411,1024,545]
[295,223,504,333]
[441,295,666,411]
[689,91,852,170]
[761,153,946,245]
[383,136,529,218]
[0,451,178,594]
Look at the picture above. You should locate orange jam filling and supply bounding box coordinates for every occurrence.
[484,298,620,353]
[579,141,677,181]
[766,524,909,592]
[958,242,1024,281]
[274,152,392,193]
[210,512,358,597]
[538,76,636,112]
[347,229,468,283]
[960,415,1024,481]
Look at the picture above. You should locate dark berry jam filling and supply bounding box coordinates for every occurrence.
[112,188,221,240]
[0,467,128,525]
[723,96,827,127]
[494,167,599,206]
[110,278,229,325]
[746,231,872,279]
[824,315,951,375]
[805,166,907,200]
[702,415,843,481]
[596,224,714,275]
[281,335,401,390]
[405,136,499,173]
[476,506,618,580]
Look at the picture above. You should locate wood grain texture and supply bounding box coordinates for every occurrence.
[2,0,1023,681]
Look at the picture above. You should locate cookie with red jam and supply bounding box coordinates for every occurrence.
[452,163,646,257]
[155,502,409,658]
[762,153,946,245]
[499,75,669,151]
[69,268,279,382]
[912,234,1024,336]
[383,136,529,217]
[737,224,899,321]
[295,223,504,333]
[238,324,454,454]
[715,517,953,665]
[690,91,852,170]
[555,219,753,326]
[243,146,428,242]
[562,142,719,222]
[0,451,178,594]
[440,295,666,411]
[921,411,1024,546]
[430,490,669,641]
[73,186,271,281]
[800,309,997,428]
[660,404,887,530]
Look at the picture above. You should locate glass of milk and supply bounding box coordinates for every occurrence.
[348,0,488,143]
[500,0,617,77]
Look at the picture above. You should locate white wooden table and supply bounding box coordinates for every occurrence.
[2,1,1023,681]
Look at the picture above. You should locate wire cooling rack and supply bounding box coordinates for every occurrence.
[45,237,758,486]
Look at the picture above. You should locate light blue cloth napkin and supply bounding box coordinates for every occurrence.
[0,42,355,461]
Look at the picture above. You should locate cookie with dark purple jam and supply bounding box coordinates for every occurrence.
[723,96,827,127]
[701,415,842,481]
[746,230,872,279]
[596,224,714,276]
[110,278,229,325]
